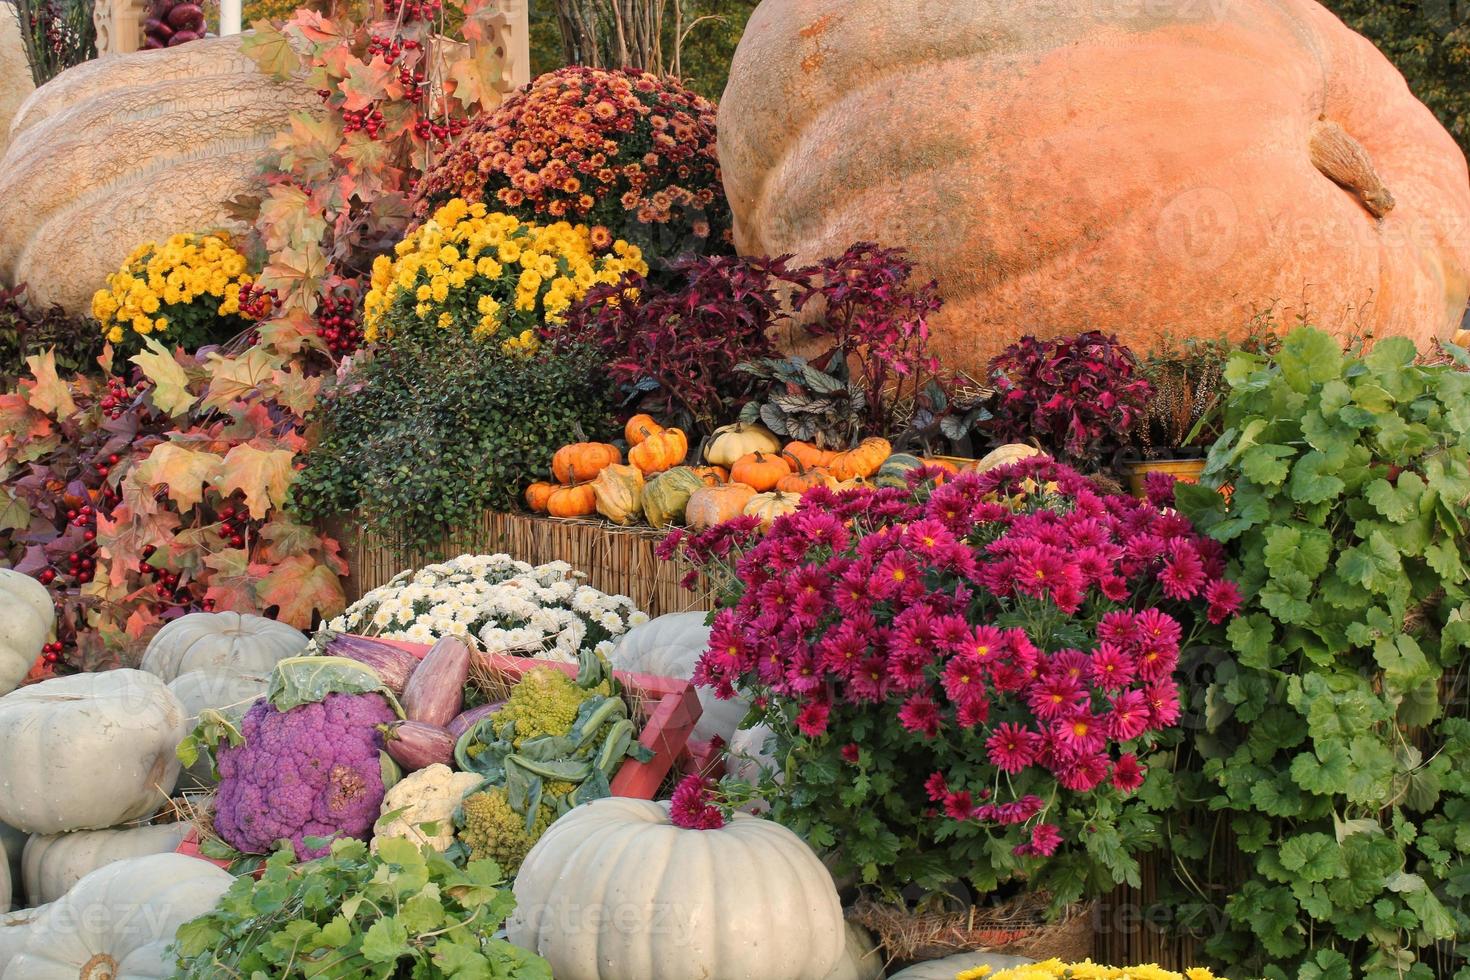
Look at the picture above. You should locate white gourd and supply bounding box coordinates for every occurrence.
[22,823,189,905]
[824,922,886,980]
[0,569,52,698]
[141,611,306,683]
[167,666,269,788]
[611,612,748,743]
[0,670,188,834]
[510,796,846,980]
[887,952,1035,979]
[1,853,232,980]
[0,904,46,977]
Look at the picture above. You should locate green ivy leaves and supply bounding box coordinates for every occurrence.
[1177,330,1470,979]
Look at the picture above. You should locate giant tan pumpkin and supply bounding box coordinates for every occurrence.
[0,34,317,314]
[0,3,32,155]
[719,0,1470,373]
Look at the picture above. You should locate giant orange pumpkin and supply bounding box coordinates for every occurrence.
[718,0,1470,373]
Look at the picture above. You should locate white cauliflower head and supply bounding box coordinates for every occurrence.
[372,764,483,854]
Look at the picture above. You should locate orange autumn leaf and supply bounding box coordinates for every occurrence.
[23,350,76,417]
[131,443,223,512]
[204,548,260,613]
[250,554,345,628]
[220,444,297,520]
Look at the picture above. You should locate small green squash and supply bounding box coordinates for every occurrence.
[643,467,708,529]
[873,453,924,489]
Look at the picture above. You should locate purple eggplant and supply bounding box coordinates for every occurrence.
[325,633,420,695]
[401,636,470,727]
[447,701,504,740]
[379,721,455,771]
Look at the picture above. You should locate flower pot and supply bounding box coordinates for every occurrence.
[1123,458,1207,499]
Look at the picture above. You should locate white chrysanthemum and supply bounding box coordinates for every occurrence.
[371,606,396,628]
[594,639,616,659]
[597,610,624,633]
[627,610,650,628]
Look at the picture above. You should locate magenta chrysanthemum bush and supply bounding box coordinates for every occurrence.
[662,458,1239,905]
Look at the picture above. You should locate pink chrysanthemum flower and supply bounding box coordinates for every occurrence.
[986,722,1039,774]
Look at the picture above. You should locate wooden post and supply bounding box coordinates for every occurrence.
[93,0,147,55]
[219,0,241,36]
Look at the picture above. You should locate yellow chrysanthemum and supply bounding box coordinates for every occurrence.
[360,199,647,344]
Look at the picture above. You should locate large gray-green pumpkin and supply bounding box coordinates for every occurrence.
[0,670,187,833]
[21,823,189,905]
[141,611,306,681]
[610,612,747,743]
[0,570,52,698]
[2,852,232,979]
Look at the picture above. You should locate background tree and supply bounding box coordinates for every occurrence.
[1320,0,1470,156]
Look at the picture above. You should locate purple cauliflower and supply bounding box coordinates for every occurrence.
[214,692,395,859]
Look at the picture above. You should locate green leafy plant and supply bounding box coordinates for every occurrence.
[1174,328,1470,980]
[0,283,102,385]
[736,355,866,450]
[291,333,615,550]
[171,836,553,978]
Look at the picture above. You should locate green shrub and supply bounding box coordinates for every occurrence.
[0,284,103,383]
[1175,329,1470,979]
[291,333,615,550]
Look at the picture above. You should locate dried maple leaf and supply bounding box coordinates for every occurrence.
[23,351,76,417]
[220,443,297,520]
[250,553,345,628]
[130,340,197,417]
[131,443,223,512]
[242,20,302,79]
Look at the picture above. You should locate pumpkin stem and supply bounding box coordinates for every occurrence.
[1310,119,1395,219]
[80,953,120,980]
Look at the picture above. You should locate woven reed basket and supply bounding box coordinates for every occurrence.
[851,893,1096,964]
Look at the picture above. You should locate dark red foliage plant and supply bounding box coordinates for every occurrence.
[987,331,1154,470]
[556,253,793,428]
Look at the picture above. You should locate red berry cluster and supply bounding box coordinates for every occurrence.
[413,116,468,143]
[237,282,277,321]
[316,289,364,355]
[99,377,137,421]
[39,640,64,665]
[383,0,440,23]
[342,105,387,139]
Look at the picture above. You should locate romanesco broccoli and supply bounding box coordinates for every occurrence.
[457,785,570,872]
[491,667,607,746]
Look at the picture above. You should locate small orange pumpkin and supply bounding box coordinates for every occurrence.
[629,427,689,475]
[830,437,892,481]
[730,451,792,492]
[685,483,758,531]
[690,465,729,486]
[776,466,837,494]
[524,481,557,514]
[783,441,838,470]
[552,442,622,484]
[922,458,961,476]
[546,482,598,518]
[624,414,663,447]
